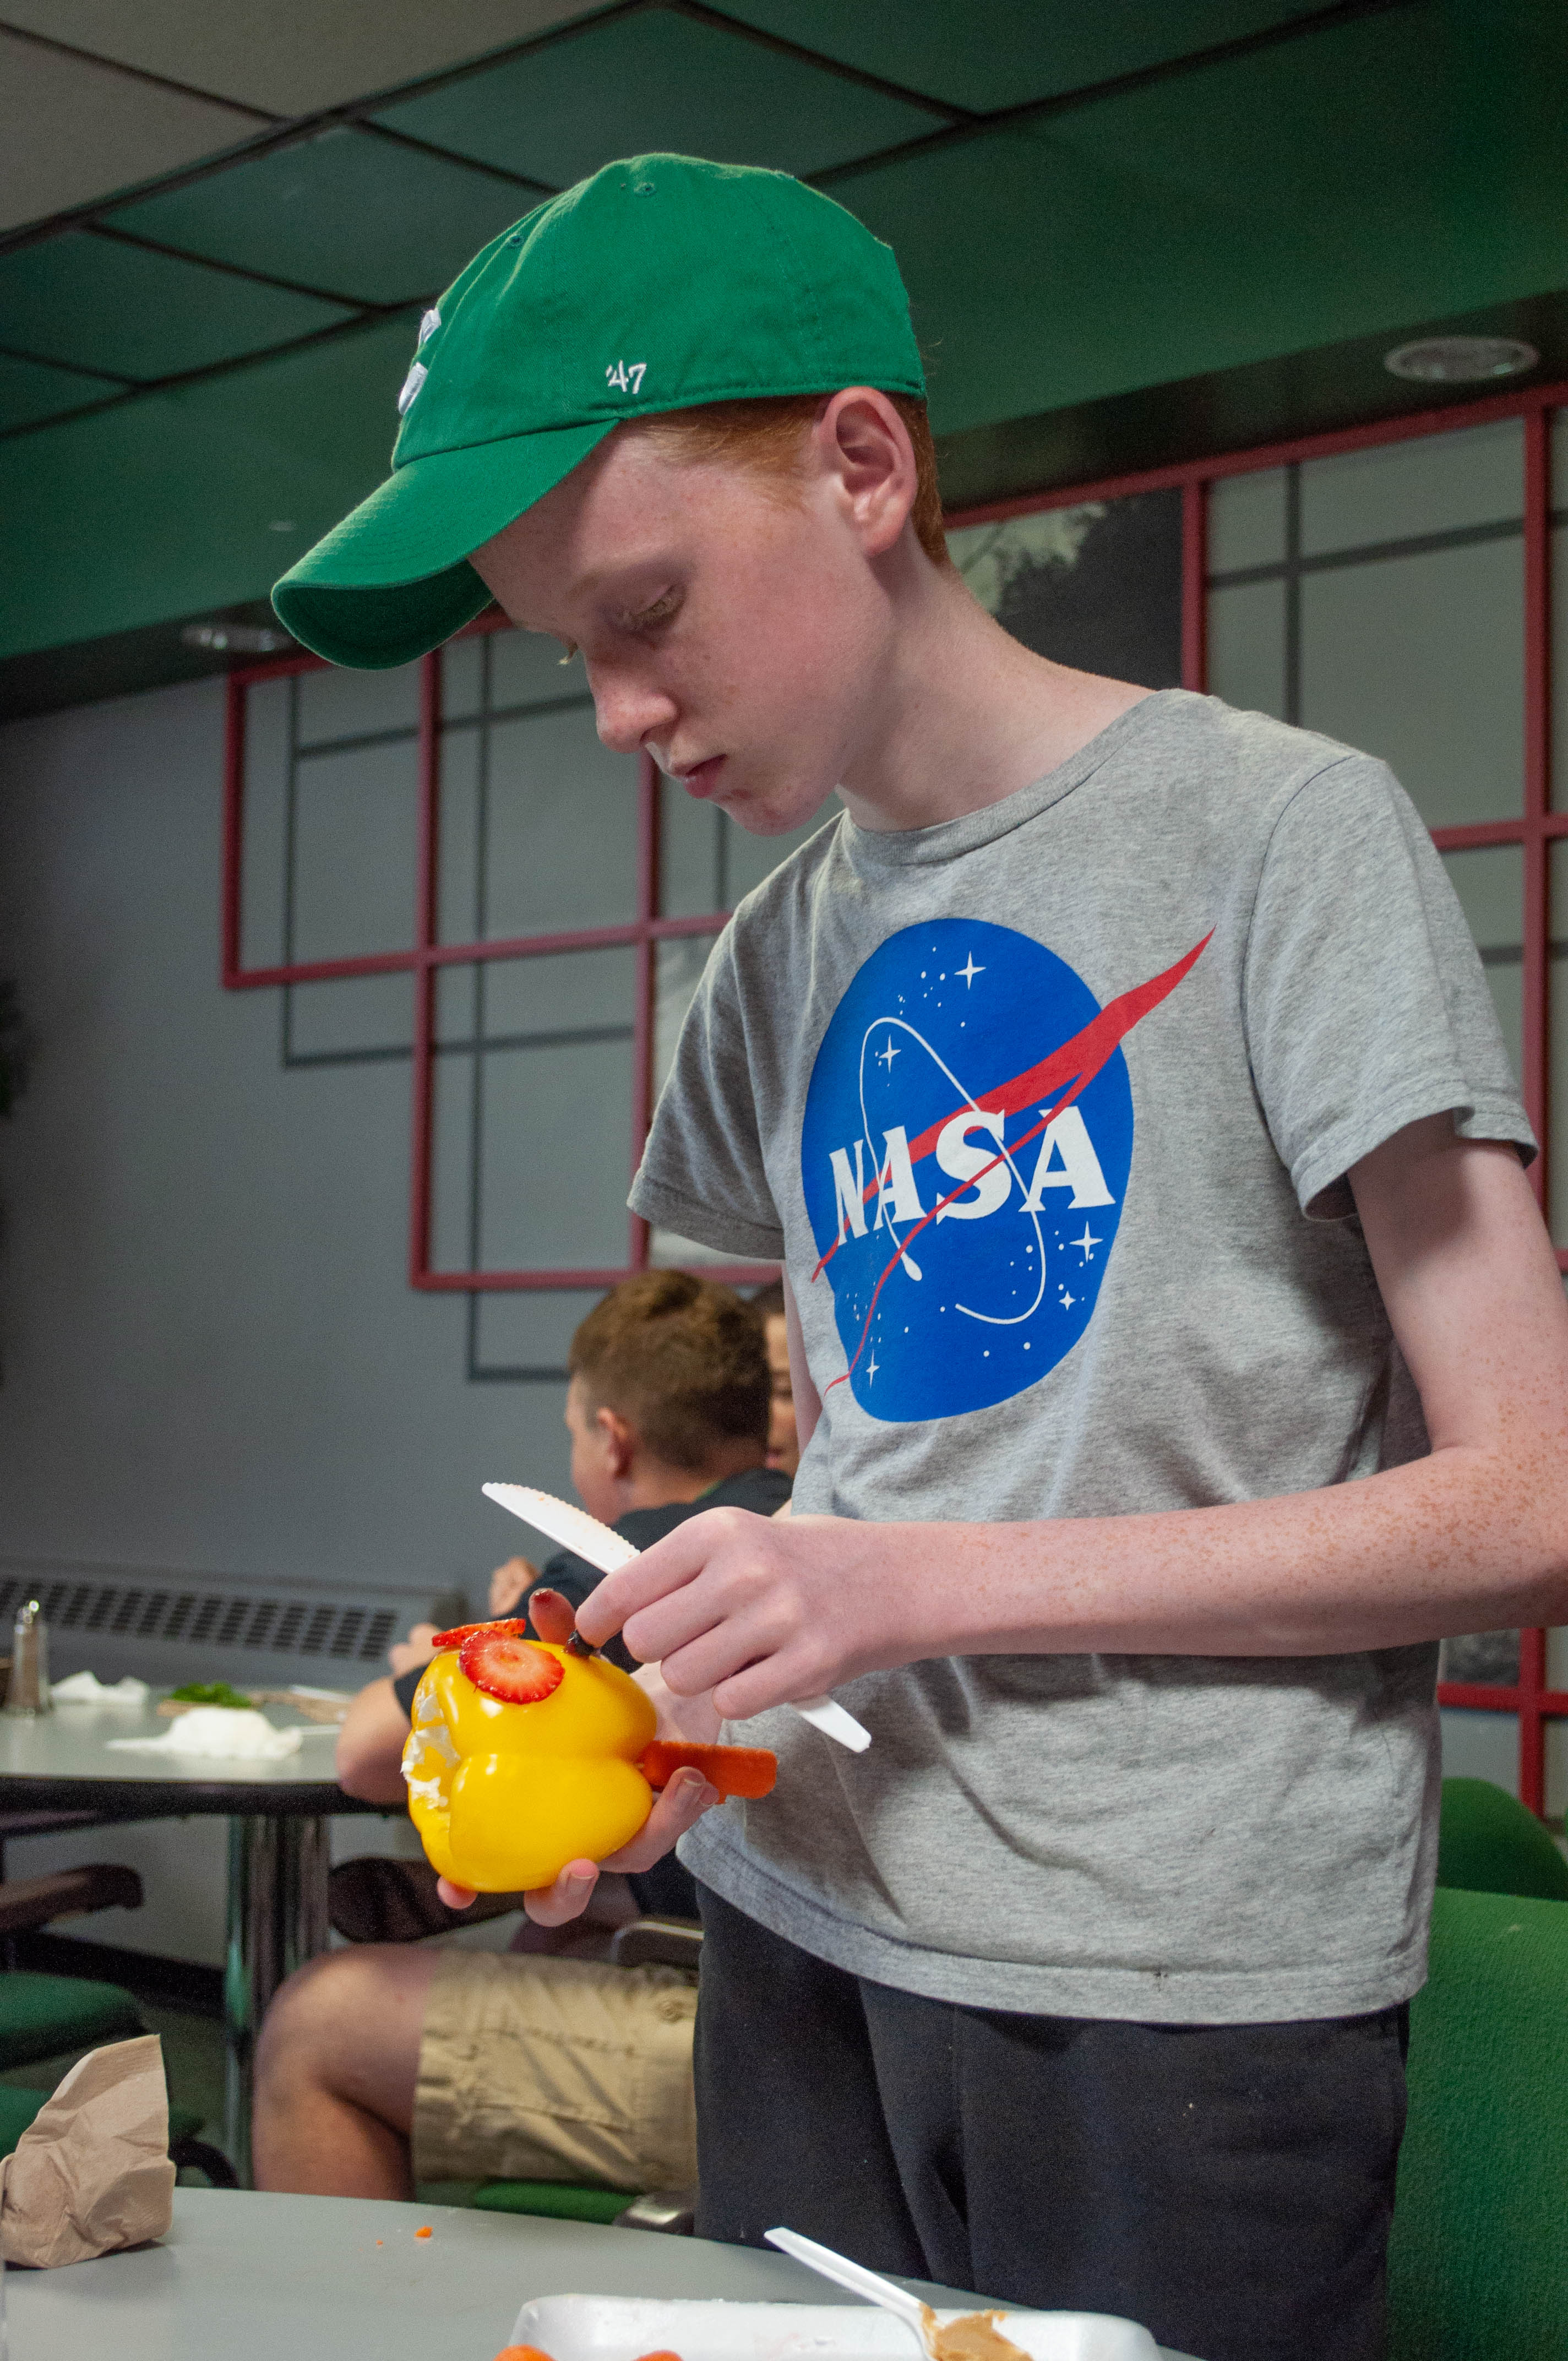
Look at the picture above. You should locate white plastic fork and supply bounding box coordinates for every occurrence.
[482,1482,872,1751]
[765,2226,933,2355]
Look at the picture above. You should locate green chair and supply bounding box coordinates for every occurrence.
[0,1862,238,2186]
[1436,1776,1568,1903]
[1388,1884,1568,2357]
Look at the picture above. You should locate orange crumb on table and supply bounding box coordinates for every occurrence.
[415,2224,433,2238]
[494,2347,558,2360]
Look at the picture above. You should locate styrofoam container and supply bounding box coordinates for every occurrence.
[505,2294,1162,2359]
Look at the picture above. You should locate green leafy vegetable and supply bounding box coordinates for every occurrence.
[168,1680,253,1710]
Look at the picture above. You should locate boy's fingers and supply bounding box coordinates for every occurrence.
[574,1510,753,1646]
[435,1877,478,1910]
[601,1770,718,1871]
[522,1861,600,1926]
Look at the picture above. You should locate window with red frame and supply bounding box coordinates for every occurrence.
[227,384,1567,1810]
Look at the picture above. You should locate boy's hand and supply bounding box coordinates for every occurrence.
[489,1554,540,1616]
[574,1507,914,1721]
[386,1622,440,1678]
[435,1663,723,1923]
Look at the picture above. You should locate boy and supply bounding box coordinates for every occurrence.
[251,1270,783,2201]
[273,157,1568,2358]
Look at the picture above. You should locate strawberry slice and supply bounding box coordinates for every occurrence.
[430,1618,526,1651]
[640,1739,777,1799]
[526,1588,579,1647]
[459,1629,564,1705]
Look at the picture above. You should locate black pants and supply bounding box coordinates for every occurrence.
[693,1887,1407,2361]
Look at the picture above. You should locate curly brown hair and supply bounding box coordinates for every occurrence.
[568,1270,770,1472]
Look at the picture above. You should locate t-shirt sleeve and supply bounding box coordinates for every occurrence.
[628,922,785,1258]
[1244,752,1536,1220]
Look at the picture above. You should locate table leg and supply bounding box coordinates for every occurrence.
[224,1814,332,2186]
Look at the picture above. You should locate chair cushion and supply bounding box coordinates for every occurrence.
[1436,1776,1568,1902]
[0,1970,144,2069]
[1388,1885,1568,2355]
[473,2179,635,2224]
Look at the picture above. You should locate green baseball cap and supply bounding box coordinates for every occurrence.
[272,153,924,670]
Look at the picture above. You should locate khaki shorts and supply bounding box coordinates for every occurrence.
[412,1947,698,2192]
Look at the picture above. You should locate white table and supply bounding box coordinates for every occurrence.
[0,1698,381,2180]
[4,2190,1200,2358]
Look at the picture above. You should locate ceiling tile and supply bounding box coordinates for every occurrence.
[0,231,357,381]
[0,2,601,118]
[373,9,949,186]
[0,29,268,233]
[0,314,415,661]
[0,349,124,432]
[716,0,1332,116]
[101,126,532,308]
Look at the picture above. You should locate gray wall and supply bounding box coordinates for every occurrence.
[0,673,576,1602]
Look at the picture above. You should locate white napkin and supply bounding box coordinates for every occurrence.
[50,1671,150,1705]
[106,1706,323,1760]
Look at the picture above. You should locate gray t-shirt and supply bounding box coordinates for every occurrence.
[630,690,1533,2023]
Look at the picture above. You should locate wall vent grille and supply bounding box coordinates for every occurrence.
[0,1575,397,1665]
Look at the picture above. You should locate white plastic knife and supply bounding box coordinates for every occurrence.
[482,1482,872,1752]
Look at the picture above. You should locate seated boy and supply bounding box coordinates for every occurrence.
[251,1270,785,2200]
[749,1280,801,1479]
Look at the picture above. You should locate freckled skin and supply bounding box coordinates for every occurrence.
[463,393,1568,1899]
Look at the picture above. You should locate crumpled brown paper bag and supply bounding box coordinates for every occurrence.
[0,2033,176,2266]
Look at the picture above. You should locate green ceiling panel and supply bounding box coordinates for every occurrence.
[101,126,533,310]
[718,0,1326,114]
[0,231,355,383]
[372,8,947,188]
[848,0,1568,437]
[0,315,415,662]
[0,350,124,433]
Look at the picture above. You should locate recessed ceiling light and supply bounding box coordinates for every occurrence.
[1384,336,1539,384]
[181,623,295,655]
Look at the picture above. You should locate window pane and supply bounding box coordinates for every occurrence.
[1298,538,1523,826]
[483,704,638,937]
[1440,1709,1518,1798]
[291,737,418,960]
[471,1290,599,1379]
[1206,578,1286,721]
[295,657,421,744]
[429,950,636,1275]
[1440,1631,1521,1684]
[1300,419,1521,556]
[947,490,1182,688]
[441,633,484,721]
[1207,469,1286,574]
[660,780,725,919]
[489,626,584,712]
[654,934,718,1097]
[1441,844,1522,1086]
[1548,844,1568,1243]
[241,676,290,969]
[1547,1722,1568,1821]
[285,973,411,1062]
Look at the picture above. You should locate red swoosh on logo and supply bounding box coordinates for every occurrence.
[814,929,1213,1391]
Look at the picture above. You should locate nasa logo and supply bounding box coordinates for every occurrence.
[801,918,1208,1422]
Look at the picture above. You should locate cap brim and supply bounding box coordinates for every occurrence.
[272,420,616,669]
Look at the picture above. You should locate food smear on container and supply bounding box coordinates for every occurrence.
[921,2305,1030,2360]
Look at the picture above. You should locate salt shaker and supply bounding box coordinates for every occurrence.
[4,1597,51,1717]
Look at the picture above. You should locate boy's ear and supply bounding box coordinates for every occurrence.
[816,388,917,560]
[594,1403,639,1477]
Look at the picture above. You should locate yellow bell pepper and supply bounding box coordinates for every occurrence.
[402,1635,657,1893]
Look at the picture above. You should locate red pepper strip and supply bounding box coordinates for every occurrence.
[429,1618,528,1651]
[640,1739,777,1799]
